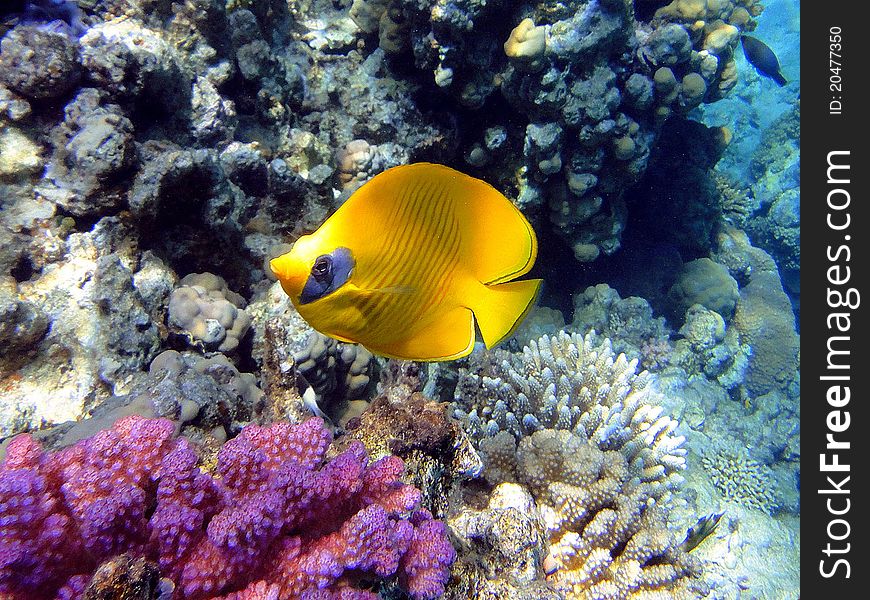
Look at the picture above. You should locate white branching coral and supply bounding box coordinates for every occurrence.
[453,331,687,480]
[453,331,703,598]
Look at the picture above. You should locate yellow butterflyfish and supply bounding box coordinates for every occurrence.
[270,163,542,361]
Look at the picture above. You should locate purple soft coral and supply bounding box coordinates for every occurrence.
[0,416,455,599]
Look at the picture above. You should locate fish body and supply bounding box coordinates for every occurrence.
[270,163,542,361]
[741,35,787,86]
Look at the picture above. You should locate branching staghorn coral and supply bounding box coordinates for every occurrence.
[452,331,701,597]
[452,331,686,480]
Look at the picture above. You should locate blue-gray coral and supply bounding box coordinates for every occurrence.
[38,89,136,216]
[0,25,81,99]
[571,284,670,366]
[0,275,49,373]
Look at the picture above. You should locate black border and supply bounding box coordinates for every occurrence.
[802,2,868,595]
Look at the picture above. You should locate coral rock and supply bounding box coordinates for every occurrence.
[504,18,548,72]
[667,257,739,322]
[0,26,81,100]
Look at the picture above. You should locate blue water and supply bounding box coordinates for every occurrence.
[700,0,800,182]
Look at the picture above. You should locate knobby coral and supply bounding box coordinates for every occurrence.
[167,272,252,353]
[0,416,455,599]
[480,428,702,598]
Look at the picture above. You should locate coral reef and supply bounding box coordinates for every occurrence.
[713,227,799,397]
[337,0,762,262]
[479,428,703,597]
[341,386,473,520]
[0,25,81,99]
[448,330,711,596]
[293,331,376,424]
[701,444,779,514]
[452,332,687,476]
[0,216,163,438]
[671,304,749,393]
[508,304,566,350]
[7,348,264,455]
[0,275,48,374]
[448,482,560,599]
[745,100,800,307]
[666,257,739,323]
[167,272,252,354]
[0,0,800,596]
[38,89,136,217]
[343,392,456,461]
[0,415,455,599]
[570,284,670,366]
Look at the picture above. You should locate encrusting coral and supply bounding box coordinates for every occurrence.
[701,445,779,515]
[0,415,455,599]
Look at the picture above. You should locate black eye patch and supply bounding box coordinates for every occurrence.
[299,247,354,304]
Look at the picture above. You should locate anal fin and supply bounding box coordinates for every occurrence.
[369,306,476,361]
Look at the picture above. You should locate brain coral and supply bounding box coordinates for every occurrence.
[0,416,455,599]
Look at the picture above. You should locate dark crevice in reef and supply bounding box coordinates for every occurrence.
[10,254,36,283]
[529,226,598,322]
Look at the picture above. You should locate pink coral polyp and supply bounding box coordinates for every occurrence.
[0,416,454,599]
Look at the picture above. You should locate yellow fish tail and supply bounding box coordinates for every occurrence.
[473,278,543,348]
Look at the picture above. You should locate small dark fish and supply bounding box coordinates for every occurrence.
[681,511,724,552]
[741,35,787,86]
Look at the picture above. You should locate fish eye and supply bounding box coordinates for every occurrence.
[312,255,333,281]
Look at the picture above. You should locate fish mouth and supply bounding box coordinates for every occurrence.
[269,253,293,282]
[269,252,306,297]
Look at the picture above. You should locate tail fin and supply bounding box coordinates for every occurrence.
[472,279,542,349]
